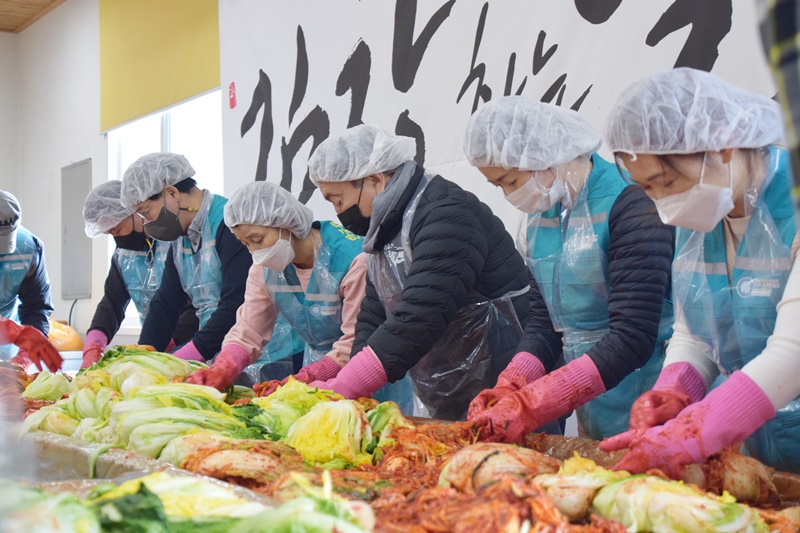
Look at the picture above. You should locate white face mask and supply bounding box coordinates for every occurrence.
[252,230,295,271]
[653,154,734,233]
[504,172,566,214]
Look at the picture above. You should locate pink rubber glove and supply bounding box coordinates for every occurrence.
[81,330,108,369]
[472,354,605,443]
[172,341,206,362]
[0,318,62,373]
[294,356,343,384]
[600,362,707,452]
[185,344,251,391]
[310,346,387,398]
[467,352,545,422]
[611,371,776,479]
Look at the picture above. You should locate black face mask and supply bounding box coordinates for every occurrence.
[144,195,185,242]
[114,229,148,251]
[337,180,371,236]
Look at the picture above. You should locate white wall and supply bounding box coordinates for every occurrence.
[0,32,19,192]
[11,0,112,338]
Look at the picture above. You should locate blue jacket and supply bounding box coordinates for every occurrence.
[0,226,53,334]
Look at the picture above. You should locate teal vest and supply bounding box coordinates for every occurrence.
[675,148,796,373]
[114,240,169,324]
[0,227,38,360]
[173,194,226,329]
[526,155,674,439]
[674,148,799,472]
[264,221,363,364]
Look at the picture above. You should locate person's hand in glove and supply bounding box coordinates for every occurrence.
[251,356,343,397]
[172,341,206,362]
[0,318,62,373]
[468,352,545,422]
[472,354,605,443]
[600,362,706,452]
[610,371,775,479]
[308,346,387,398]
[81,330,108,369]
[253,379,284,397]
[186,344,250,391]
[294,356,343,384]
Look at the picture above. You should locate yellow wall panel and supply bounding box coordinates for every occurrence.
[100,0,220,131]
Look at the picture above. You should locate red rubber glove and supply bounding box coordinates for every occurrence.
[611,371,775,479]
[0,318,62,373]
[294,356,343,384]
[254,379,284,397]
[472,354,605,443]
[310,346,387,398]
[165,338,177,353]
[468,352,545,422]
[600,362,707,452]
[186,344,251,391]
[172,341,206,362]
[81,330,108,369]
[11,349,33,368]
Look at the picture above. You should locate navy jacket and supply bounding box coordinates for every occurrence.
[352,165,531,382]
[139,223,250,359]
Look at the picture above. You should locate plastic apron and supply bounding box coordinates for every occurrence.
[264,221,361,366]
[114,240,168,324]
[525,159,673,440]
[673,147,799,472]
[0,228,37,360]
[368,175,526,420]
[172,193,225,330]
[239,314,306,387]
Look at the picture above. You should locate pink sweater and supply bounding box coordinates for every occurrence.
[223,253,368,367]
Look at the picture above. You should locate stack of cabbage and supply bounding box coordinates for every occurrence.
[21,348,411,470]
[22,347,261,460]
[231,378,411,469]
[1,471,374,532]
[533,456,772,533]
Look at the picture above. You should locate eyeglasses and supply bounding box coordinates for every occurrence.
[614,154,629,179]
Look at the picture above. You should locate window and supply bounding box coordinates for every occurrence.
[106,89,223,329]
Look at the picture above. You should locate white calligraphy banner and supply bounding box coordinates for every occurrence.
[219,0,775,231]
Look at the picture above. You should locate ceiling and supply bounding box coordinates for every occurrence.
[0,0,63,33]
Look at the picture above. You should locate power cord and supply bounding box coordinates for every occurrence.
[68,299,78,327]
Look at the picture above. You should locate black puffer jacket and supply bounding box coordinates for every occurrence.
[352,165,531,386]
[516,184,674,389]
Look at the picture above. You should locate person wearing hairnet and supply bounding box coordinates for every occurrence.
[463,97,674,442]
[306,124,532,421]
[0,191,55,369]
[185,181,377,397]
[599,68,800,476]
[119,153,251,363]
[80,180,199,368]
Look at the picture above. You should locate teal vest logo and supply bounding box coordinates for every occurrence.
[736,276,780,299]
[309,303,342,317]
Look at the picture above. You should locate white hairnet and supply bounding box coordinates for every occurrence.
[83,180,134,237]
[464,96,602,171]
[224,181,313,238]
[308,124,416,184]
[120,153,196,209]
[606,68,783,155]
